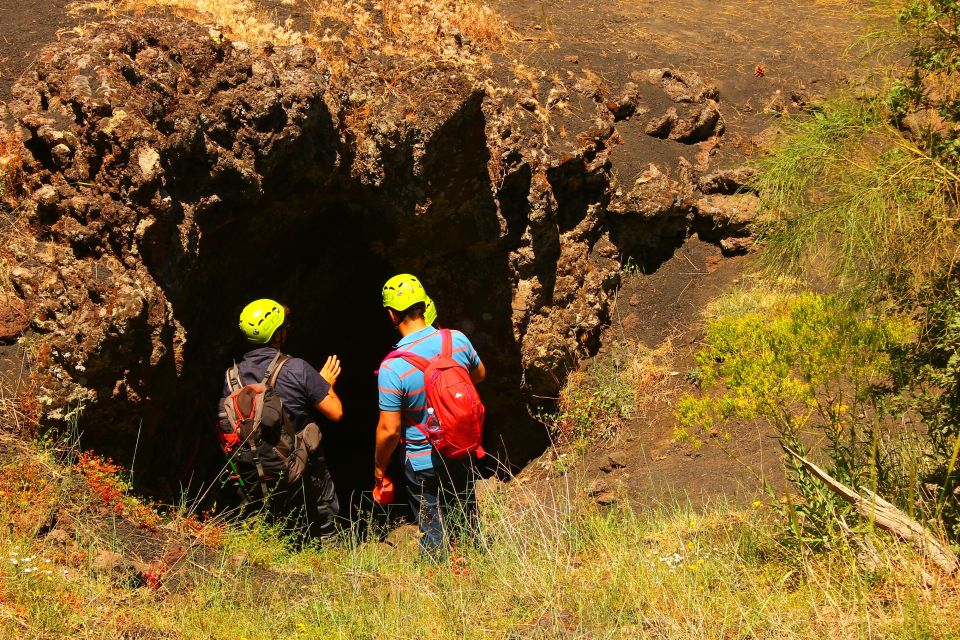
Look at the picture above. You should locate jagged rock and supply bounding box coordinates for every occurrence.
[695,193,759,234]
[643,68,719,103]
[586,478,609,497]
[594,491,617,506]
[901,108,949,139]
[696,167,757,195]
[719,236,754,255]
[91,549,130,576]
[605,82,647,121]
[44,528,70,545]
[573,69,603,98]
[1,16,742,485]
[763,88,823,116]
[645,101,724,143]
[609,163,694,220]
[0,294,29,341]
[600,450,628,472]
[751,124,785,152]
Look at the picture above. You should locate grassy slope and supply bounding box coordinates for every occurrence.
[0,438,957,639]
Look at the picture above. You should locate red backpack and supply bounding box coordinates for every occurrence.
[383,329,486,460]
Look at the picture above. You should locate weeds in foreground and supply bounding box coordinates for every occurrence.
[0,434,958,638]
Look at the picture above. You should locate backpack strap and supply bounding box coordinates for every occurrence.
[394,352,431,372]
[440,328,453,358]
[265,354,289,390]
[260,351,283,386]
[225,362,243,394]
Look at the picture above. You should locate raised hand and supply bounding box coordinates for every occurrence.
[319,355,341,386]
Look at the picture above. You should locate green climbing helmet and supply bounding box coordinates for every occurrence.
[382,274,429,312]
[425,296,437,326]
[239,298,285,345]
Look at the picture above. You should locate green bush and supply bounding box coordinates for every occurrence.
[916,285,960,538]
[755,96,960,302]
[676,290,918,545]
[538,340,642,447]
[893,0,960,162]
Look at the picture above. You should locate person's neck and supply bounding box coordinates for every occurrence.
[397,318,428,338]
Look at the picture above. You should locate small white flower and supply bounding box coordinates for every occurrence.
[10,559,18,565]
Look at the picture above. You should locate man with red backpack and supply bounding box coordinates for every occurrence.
[374,274,487,557]
[219,298,344,541]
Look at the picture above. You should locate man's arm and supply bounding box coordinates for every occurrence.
[374,410,402,480]
[315,387,343,422]
[315,355,343,421]
[470,361,486,384]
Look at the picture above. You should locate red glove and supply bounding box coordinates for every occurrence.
[373,476,395,505]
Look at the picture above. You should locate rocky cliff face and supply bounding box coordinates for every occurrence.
[0,17,754,492]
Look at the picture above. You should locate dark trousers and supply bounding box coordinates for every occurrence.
[405,454,478,557]
[236,452,340,542]
[287,454,340,540]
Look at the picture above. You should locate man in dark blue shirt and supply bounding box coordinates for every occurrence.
[224,298,343,540]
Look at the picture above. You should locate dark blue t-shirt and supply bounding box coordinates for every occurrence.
[222,347,330,431]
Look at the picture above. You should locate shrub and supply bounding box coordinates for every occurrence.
[755,96,960,301]
[537,339,662,447]
[915,285,960,538]
[892,0,960,162]
[676,289,918,544]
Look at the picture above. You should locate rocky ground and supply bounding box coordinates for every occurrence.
[0,0,870,507]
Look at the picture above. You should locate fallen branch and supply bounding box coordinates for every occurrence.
[784,446,959,575]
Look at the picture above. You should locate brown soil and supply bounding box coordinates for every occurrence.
[521,236,788,507]
[493,0,869,177]
[491,0,867,505]
[0,0,78,103]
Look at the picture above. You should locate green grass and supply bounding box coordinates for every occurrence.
[754,95,960,301]
[0,438,958,639]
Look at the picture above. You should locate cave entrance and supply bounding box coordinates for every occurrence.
[60,85,552,518]
[169,199,540,517]
[169,195,423,517]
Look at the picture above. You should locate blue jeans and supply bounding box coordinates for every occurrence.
[405,455,478,557]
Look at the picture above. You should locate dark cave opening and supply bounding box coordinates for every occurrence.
[94,91,552,517]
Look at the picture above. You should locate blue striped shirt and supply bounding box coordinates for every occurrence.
[378,326,481,471]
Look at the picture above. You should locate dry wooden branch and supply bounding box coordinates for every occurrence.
[784,446,959,575]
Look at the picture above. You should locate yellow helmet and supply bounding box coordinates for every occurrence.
[382,274,429,312]
[239,298,285,344]
[425,296,437,326]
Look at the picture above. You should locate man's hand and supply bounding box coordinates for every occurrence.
[373,476,395,505]
[319,355,341,386]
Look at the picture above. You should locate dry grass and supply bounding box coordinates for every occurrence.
[0,433,958,638]
[71,0,306,45]
[69,0,509,65]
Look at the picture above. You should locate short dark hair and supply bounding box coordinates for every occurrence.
[398,302,426,322]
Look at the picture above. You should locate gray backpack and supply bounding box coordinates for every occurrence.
[217,352,313,497]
